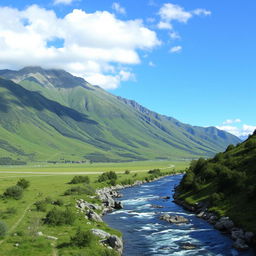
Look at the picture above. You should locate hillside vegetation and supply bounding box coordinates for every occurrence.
[177,131,256,233]
[0,67,240,163]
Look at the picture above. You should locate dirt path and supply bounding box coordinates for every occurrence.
[0,203,32,246]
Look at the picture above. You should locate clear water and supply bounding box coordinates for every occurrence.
[103,175,255,256]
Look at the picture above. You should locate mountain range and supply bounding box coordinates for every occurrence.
[0,67,240,163]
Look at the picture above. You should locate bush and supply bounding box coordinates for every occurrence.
[44,196,53,204]
[35,200,47,212]
[121,179,133,185]
[64,185,95,196]
[71,228,94,248]
[53,199,64,206]
[44,207,76,226]
[124,170,130,175]
[98,171,117,183]
[69,176,90,184]
[210,192,224,206]
[16,178,30,189]
[3,185,23,200]
[0,221,7,237]
[6,207,17,214]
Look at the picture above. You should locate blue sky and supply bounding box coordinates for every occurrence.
[0,0,255,137]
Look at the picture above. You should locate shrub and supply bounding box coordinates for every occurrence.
[16,178,30,189]
[6,207,17,214]
[53,199,64,206]
[98,171,117,183]
[210,192,224,206]
[35,200,47,212]
[121,179,133,185]
[226,144,235,152]
[44,207,76,226]
[70,228,94,248]
[3,185,23,200]
[64,185,95,196]
[0,221,7,237]
[44,196,53,204]
[124,170,130,175]
[69,176,90,184]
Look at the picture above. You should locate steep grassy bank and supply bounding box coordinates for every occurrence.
[176,131,256,234]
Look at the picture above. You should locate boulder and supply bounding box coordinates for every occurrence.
[104,235,123,254]
[214,217,234,231]
[160,214,189,224]
[114,201,123,209]
[231,229,245,240]
[160,196,171,200]
[91,229,110,239]
[46,235,58,241]
[244,232,254,243]
[233,238,249,251]
[180,242,197,250]
[87,210,103,222]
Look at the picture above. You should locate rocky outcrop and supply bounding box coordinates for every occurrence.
[160,214,189,224]
[91,228,123,254]
[87,210,103,222]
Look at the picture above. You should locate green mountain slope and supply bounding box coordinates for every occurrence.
[176,132,256,233]
[0,67,241,162]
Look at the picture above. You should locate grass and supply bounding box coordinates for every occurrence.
[0,160,188,255]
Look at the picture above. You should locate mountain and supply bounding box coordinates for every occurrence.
[176,131,256,233]
[0,67,241,163]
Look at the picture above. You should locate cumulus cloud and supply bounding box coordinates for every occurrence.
[157,3,211,30]
[216,123,256,139]
[170,45,182,53]
[112,2,126,15]
[54,0,76,5]
[0,5,160,89]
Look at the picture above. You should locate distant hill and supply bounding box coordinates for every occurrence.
[0,67,241,163]
[176,131,256,233]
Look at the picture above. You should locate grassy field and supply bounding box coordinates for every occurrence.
[0,160,188,255]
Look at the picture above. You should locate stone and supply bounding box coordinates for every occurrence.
[91,229,111,239]
[105,235,123,254]
[14,243,19,247]
[46,235,58,241]
[36,231,43,236]
[244,232,254,243]
[231,229,245,240]
[160,214,189,224]
[233,238,249,251]
[114,201,123,209]
[180,242,197,250]
[87,210,103,222]
[160,196,171,200]
[215,217,234,231]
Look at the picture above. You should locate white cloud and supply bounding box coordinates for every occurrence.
[192,9,212,16]
[170,45,182,53]
[216,124,256,138]
[223,118,241,125]
[158,3,192,24]
[0,5,160,89]
[112,2,126,15]
[148,61,155,67]
[54,0,76,5]
[157,3,211,30]
[169,31,180,39]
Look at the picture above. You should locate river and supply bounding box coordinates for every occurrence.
[103,175,255,256]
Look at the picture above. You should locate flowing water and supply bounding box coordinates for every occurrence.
[103,175,255,256]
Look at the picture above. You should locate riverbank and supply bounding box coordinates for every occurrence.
[173,189,255,252]
[103,175,254,255]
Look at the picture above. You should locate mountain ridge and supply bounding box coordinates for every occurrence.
[0,67,241,163]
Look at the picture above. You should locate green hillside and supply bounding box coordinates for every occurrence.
[176,131,256,232]
[0,67,240,163]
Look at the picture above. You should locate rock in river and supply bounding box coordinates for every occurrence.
[160,214,189,224]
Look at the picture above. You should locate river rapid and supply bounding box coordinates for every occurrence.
[103,175,254,256]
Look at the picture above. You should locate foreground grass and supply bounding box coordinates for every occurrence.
[0,161,187,255]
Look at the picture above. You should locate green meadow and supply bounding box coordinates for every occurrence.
[0,160,188,256]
